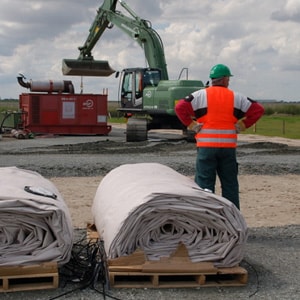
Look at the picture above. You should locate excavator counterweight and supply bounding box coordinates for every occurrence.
[62,59,115,77]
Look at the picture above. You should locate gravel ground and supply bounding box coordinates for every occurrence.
[1,225,299,300]
[1,126,299,299]
[1,127,299,177]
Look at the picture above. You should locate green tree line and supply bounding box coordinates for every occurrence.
[262,103,300,115]
[1,99,300,116]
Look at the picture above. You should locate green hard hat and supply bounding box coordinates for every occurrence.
[209,64,233,79]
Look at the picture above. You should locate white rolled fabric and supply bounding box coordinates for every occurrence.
[92,163,248,267]
[0,167,73,266]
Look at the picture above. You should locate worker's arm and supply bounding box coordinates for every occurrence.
[243,100,265,128]
[175,99,195,127]
[235,97,264,132]
[175,99,204,133]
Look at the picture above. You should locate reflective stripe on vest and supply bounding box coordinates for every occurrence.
[196,128,237,147]
[195,87,238,148]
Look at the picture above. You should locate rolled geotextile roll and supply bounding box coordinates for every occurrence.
[0,167,73,266]
[92,163,248,267]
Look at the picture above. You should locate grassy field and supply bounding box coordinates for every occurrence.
[0,100,19,112]
[244,115,300,139]
[1,100,299,139]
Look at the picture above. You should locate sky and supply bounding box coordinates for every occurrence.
[0,0,299,102]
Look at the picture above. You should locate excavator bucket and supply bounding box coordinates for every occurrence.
[62,59,115,77]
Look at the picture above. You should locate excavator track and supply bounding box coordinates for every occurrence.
[126,118,148,142]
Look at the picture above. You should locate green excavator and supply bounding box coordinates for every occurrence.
[62,0,205,141]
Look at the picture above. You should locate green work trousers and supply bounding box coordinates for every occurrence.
[195,147,240,209]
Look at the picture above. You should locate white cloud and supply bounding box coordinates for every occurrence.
[271,0,300,22]
[0,0,299,101]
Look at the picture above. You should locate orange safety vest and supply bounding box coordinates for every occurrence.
[195,87,238,148]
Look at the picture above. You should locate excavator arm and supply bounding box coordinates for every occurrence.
[62,0,168,80]
[76,0,117,60]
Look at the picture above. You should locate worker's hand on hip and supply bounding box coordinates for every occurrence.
[188,120,202,133]
[235,120,246,133]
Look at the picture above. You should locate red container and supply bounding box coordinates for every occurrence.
[19,93,111,135]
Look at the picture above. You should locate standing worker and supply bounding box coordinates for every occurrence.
[175,64,264,209]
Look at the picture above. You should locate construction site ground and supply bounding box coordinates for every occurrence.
[0,124,299,300]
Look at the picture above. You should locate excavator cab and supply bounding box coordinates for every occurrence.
[120,68,161,109]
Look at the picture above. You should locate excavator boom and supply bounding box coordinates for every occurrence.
[62,0,168,79]
[62,0,118,76]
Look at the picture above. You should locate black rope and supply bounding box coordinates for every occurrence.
[49,236,122,300]
[242,258,260,298]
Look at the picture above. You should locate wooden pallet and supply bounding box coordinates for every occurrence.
[0,262,59,293]
[108,245,247,288]
[88,225,248,288]
[109,268,247,288]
